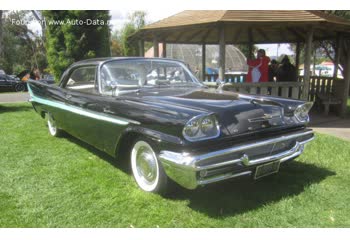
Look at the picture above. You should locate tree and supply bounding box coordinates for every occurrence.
[0,11,47,74]
[0,10,3,61]
[43,10,111,80]
[120,11,147,56]
[319,11,350,77]
[110,30,123,56]
[235,44,258,59]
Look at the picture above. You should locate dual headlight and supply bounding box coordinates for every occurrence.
[183,114,220,142]
[294,102,313,123]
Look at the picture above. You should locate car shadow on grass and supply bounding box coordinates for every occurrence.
[0,104,33,114]
[167,161,335,218]
[63,133,335,218]
[63,133,131,172]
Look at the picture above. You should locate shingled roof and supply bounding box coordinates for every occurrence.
[133,10,350,44]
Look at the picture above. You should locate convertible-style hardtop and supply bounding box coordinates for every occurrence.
[58,57,193,89]
[68,57,187,68]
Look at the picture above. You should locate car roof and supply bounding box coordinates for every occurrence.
[70,57,186,67]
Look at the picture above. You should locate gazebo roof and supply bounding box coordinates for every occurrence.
[133,10,350,44]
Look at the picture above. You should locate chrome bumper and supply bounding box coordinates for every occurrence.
[159,130,314,189]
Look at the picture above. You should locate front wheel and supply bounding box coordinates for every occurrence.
[47,113,62,137]
[130,139,168,194]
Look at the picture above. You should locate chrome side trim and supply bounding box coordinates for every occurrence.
[27,83,140,126]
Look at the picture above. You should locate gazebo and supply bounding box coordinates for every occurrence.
[131,10,350,115]
[145,44,248,76]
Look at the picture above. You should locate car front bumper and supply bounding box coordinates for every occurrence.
[159,129,314,189]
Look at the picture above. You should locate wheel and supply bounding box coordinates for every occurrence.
[130,139,168,194]
[47,113,62,137]
[14,83,25,92]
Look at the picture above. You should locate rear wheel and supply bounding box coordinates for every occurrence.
[47,113,62,137]
[130,138,168,194]
[14,83,25,92]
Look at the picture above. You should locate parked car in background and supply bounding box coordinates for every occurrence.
[41,74,55,84]
[0,74,26,92]
[27,57,314,194]
[8,75,20,80]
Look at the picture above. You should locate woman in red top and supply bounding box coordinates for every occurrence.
[246,49,270,83]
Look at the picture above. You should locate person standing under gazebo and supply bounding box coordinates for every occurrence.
[247,49,270,83]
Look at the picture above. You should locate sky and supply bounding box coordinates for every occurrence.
[27,10,293,57]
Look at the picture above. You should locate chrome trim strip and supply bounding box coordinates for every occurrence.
[198,171,252,185]
[194,130,313,164]
[194,137,314,170]
[27,83,140,126]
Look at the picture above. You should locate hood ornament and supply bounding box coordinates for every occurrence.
[216,79,225,92]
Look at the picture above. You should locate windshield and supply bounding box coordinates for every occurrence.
[100,59,200,95]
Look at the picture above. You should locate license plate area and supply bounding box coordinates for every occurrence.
[254,161,280,179]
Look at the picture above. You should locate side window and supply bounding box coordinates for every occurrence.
[0,74,7,80]
[65,66,97,93]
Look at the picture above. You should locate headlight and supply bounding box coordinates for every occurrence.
[294,102,313,123]
[183,114,220,141]
[183,118,200,137]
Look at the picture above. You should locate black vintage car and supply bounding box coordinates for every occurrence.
[28,58,314,194]
[0,74,26,92]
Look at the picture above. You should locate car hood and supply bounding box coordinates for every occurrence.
[125,86,296,136]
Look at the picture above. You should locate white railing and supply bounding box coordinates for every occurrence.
[204,82,303,99]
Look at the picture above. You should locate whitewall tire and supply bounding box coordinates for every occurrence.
[130,139,168,194]
[47,113,62,137]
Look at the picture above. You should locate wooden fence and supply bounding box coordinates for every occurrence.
[298,76,338,102]
[205,81,303,99]
[203,74,341,101]
[204,74,247,83]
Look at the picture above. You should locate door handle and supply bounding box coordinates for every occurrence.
[66,94,72,99]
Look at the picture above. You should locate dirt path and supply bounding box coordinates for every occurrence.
[0,92,30,103]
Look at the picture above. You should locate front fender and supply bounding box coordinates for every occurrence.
[114,125,185,159]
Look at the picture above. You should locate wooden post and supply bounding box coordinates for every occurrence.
[248,28,253,59]
[295,42,301,80]
[162,42,167,58]
[219,26,226,81]
[138,40,144,57]
[333,33,343,79]
[153,37,159,58]
[202,44,206,81]
[302,28,314,100]
[341,50,350,116]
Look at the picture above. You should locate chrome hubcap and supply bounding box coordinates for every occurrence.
[131,141,159,191]
[136,147,157,183]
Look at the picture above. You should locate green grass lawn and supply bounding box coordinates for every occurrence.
[1,103,350,227]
